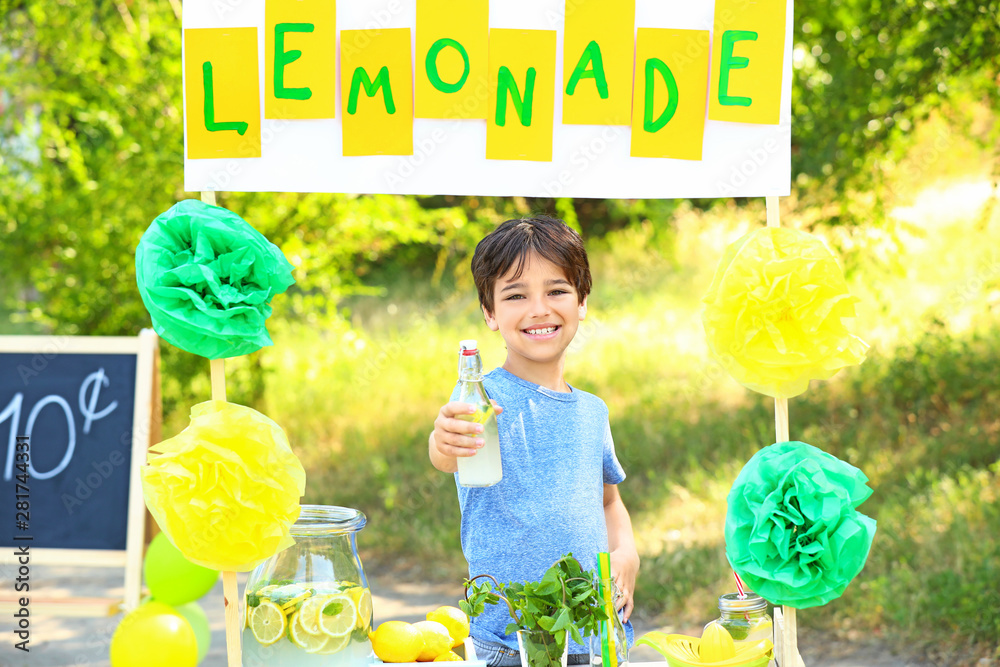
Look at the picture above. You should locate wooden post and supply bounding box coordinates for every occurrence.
[203,189,242,667]
[766,196,804,667]
[209,357,241,667]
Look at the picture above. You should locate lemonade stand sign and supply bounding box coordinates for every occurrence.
[181,0,792,198]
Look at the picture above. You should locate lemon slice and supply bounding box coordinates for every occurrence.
[297,594,334,635]
[317,631,352,655]
[281,590,313,613]
[318,593,357,638]
[289,610,330,653]
[250,601,287,646]
[461,406,493,425]
[348,587,373,631]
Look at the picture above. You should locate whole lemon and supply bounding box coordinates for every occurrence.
[434,651,463,662]
[413,620,453,661]
[370,621,426,663]
[426,606,470,649]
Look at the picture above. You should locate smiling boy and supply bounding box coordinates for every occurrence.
[429,216,640,666]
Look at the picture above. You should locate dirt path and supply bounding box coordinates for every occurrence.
[8,566,937,666]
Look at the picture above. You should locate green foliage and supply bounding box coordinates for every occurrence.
[461,555,607,667]
[791,0,1000,221]
[0,2,182,336]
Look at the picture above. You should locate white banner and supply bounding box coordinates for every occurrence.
[182,0,792,199]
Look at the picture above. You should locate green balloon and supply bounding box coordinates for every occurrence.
[174,602,211,664]
[144,533,219,606]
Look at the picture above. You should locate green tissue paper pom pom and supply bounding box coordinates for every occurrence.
[136,199,294,359]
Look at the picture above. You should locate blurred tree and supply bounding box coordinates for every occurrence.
[792,0,1000,223]
[1,1,183,336]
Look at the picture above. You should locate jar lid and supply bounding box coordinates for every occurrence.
[292,505,367,536]
[718,592,768,613]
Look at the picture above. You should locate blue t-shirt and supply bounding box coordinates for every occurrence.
[451,367,632,654]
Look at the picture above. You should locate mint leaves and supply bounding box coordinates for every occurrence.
[461,554,608,667]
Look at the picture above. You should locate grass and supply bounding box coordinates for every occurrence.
[201,172,1000,659]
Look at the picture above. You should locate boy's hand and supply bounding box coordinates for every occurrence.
[610,547,640,622]
[430,401,503,464]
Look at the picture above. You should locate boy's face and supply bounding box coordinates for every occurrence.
[483,252,587,368]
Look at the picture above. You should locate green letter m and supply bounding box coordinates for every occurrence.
[347,66,396,115]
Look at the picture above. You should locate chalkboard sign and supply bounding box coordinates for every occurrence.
[0,331,158,615]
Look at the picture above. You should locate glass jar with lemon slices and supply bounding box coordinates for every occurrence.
[243,505,376,666]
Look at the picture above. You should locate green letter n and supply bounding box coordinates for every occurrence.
[496,66,536,127]
[348,66,396,115]
[718,30,758,107]
[202,62,249,135]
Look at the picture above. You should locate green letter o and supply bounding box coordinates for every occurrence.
[426,38,470,94]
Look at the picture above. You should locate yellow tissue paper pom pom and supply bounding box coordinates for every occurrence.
[141,401,306,571]
[702,227,868,398]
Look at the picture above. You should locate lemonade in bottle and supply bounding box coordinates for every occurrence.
[706,593,772,646]
[454,340,502,487]
[242,506,375,667]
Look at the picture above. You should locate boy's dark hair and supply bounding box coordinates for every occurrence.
[471,216,592,314]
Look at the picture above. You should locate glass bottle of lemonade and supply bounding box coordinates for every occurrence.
[242,506,375,667]
[454,340,502,487]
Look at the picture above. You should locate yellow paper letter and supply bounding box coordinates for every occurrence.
[486,29,556,162]
[340,28,413,156]
[416,0,489,119]
[185,28,261,159]
[563,0,635,125]
[709,0,786,124]
[265,0,336,119]
[630,28,709,160]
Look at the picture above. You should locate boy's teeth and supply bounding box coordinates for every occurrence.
[526,327,557,335]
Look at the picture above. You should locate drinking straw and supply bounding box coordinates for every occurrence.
[733,571,747,599]
[597,552,617,667]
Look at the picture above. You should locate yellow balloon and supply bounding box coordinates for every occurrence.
[111,602,198,667]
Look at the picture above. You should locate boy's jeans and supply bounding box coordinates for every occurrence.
[471,637,589,667]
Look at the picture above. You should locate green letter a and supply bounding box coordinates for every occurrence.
[565,40,609,99]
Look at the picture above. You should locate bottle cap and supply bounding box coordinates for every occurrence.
[459,339,478,355]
